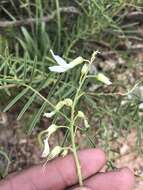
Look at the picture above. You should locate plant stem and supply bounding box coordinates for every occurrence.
[71,124,83,186]
[70,74,87,186]
[70,122,82,185]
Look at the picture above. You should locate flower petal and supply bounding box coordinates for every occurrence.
[41,138,50,158]
[43,111,55,118]
[49,66,68,73]
[50,49,67,66]
[48,146,62,160]
[139,103,143,110]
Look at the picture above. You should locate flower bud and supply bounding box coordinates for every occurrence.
[77,111,84,118]
[44,111,56,118]
[91,50,100,63]
[43,99,73,119]
[56,98,73,110]
[49,146,62,160]
[61,149,68,157]
[77,111,90,129]
[70,56,84,67]
[47,124,57,137]
[64,98,73,107]
[139,103,143,110]
[55,101,65,110]
[96,73,112,85]
[81,64,89,75]
[84,119,90,129]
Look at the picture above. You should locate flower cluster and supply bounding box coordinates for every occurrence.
[39,50,112,160]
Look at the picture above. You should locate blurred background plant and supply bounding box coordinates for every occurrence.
[0,0,143,186]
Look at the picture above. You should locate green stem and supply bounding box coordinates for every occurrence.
[71,129,83,186]
[70,74,87,186]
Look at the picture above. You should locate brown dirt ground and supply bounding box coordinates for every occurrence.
[0,112,143,190]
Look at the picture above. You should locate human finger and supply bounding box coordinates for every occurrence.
[0,148,106,190]
[84,168,135,190]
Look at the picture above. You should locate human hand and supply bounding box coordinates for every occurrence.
[0,148,134,190]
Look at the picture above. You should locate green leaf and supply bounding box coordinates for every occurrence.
[30,56,37,84]
[28,101,47,134]
[17,93,36,120]
[3,88,29,112]
[84,95,97,109]
[0,150,10,177]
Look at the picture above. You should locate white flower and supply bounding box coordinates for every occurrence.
[61,149,68,157]
[40,124,66,158]
[46,124,57,137]
[40,125,57,158]
[44,98,73,118]
[81,64,89,75]
[84,119,90,129]
[96,73,112,85]
[77,111,90,129]
[49,49,84,73]
[63,98,73,106]
[41,138,50,158]
[139,103,143,110]
[48,146,62,160]
[77,111,85,118]
[43,111,55,118]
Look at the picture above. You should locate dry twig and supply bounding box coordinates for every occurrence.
[0,6,80,28]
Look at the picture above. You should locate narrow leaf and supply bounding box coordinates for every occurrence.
[17,93,36,120]
[3,88,29,112]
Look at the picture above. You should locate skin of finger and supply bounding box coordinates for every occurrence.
[0,148,106,190]
[72,187,92,190]
[84,168,135,190]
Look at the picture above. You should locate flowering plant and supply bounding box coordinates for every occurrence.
[38,50,112,186]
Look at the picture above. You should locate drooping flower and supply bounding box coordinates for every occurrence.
[43,111,55,118]
[77,111,90,129]
[81,64,89,75]
[46,124,58,137]
[44,98,73,118]
[40,124,67,158]
[48,146,62,160]
[41,138,50,158]
[49,49,84,73]
[61,149,68,157]
[139,103,143,110]
[96,73,112,85]
[40,124,57,158]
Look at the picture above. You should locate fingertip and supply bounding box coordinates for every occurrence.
[79,148,106,179]
[119,167,135,189]
[84,166,135,190]
[94,148,106,165]
[73,187,92,190]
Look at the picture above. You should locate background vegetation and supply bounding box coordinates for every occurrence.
[0,0,143,181]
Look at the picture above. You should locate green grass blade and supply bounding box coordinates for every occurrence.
[55,0,61,50]
[28,101,47,134]
[17,93,36,120]
[0,150,10,177]
[3,88,29,112]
